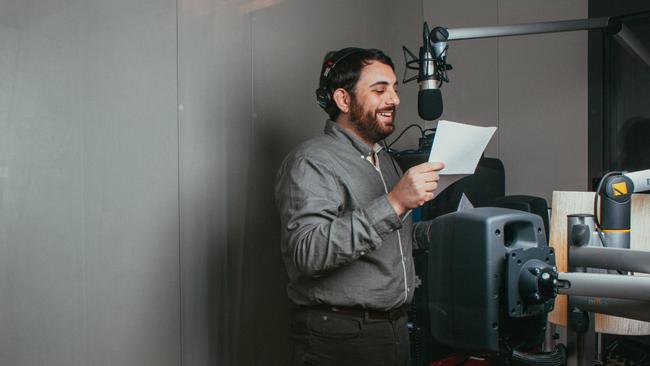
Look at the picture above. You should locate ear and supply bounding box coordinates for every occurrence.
[332,88,351,114]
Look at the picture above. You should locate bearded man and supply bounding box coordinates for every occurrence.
[275,47,444,366]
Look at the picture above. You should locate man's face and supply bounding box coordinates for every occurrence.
[348,61,400,143]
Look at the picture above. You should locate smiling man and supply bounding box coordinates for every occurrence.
[275,47,444,366]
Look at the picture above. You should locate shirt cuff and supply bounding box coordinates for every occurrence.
[364,194,403,241]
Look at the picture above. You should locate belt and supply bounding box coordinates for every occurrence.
[305,305,408,321]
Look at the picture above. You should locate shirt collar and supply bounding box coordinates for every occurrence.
[323,120,384,158]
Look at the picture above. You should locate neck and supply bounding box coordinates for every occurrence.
[336,114,376,147]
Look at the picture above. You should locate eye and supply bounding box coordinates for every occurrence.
[374,89,385,94]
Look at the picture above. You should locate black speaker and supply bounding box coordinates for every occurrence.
[422,207,556,353]
[485,195,550,241]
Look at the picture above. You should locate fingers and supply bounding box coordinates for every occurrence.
[394,162,444,210]
[430,162,445,171]
[423,172,439,184]
[417,192,436,206]
[412,161,445,172]
[411,172,440,191]
[413,179,438,193]
[421,181,438,192]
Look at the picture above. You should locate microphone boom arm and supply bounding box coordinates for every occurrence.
[441,17,618,42]
[431,11,650,74]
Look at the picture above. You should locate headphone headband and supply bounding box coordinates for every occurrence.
[318,47,365,88]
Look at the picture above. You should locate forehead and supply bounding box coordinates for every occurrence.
[357,61,397,87]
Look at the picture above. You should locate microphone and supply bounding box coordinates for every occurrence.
[417,23,443,121]
[402,23,451,120]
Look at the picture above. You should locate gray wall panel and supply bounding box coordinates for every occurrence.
[177,1,253,365]
[0,6,87,365]
[498,0,588,201]
[79,3,180,365]
[384,0,424,151]
[0,1,180,365]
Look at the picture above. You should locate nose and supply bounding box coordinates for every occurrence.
[388,88,400,107]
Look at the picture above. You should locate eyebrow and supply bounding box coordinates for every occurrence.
[369,81,398,87]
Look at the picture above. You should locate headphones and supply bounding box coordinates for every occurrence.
[315,47,365,113]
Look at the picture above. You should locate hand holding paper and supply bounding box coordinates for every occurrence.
[428,120,497,194]
[388,161,445,216]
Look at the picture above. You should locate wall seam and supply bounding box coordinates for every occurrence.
[175,0,184,364]
[249,12,256,365]
[497,0,501,160]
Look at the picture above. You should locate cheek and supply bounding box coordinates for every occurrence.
[368,97,384,112]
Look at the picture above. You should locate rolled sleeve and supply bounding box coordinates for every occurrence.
[363,194,402,241]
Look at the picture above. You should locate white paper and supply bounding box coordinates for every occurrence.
[435,174,466,196]
[428,120,497,175]
[457,193,474,212]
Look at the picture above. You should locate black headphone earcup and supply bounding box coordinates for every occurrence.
[315,87,331,111]
[315,47,365,114]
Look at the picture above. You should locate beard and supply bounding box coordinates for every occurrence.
[349,96,396,143]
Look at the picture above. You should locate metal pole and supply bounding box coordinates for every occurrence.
[446,17,613,42]
[569,246,650,273]
[569,296,650,322]
[557,272,650,301]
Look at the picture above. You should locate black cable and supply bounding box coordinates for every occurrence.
[434,45,450,85]
[511,344,566,366]
[393,149,421,154]
[593,171,630,275]
[382,139,403,178]
[593,170,624,248]
[387,123,425,148]
[593,171,623,228]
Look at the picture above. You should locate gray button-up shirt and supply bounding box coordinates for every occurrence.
[275,120,426,311]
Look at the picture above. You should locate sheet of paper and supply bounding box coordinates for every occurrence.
[428,120,497,175]
[457,192,474,212]
[435,174,467,197]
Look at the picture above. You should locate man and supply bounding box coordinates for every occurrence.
[275,47,444,366]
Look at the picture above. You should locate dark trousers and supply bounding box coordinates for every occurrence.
[289,306,410,366]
